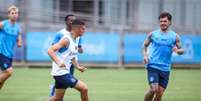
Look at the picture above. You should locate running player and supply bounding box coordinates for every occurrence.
[47,19,89,101]
[143,12,184,101]
[49,14,83,98]
[0,5,22,90]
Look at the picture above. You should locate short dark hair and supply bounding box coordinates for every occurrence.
[158,12,172,21]
[64,14,75,21]
[71,19,85,26]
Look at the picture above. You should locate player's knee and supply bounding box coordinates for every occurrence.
[81,85,88,93]
[6,68,13,77]
[150,88,159,94]
[54,96,63,101]
[156,90,164,96]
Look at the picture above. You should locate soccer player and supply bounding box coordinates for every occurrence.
[49,14,83,98]
[0,5,22,90]
[47,19,89,101]
[143,12,184,101]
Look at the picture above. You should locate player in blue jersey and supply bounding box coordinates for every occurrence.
[0,5,22,90]
[143,12,184,101]
[49,14,84,99]
[47,19,89,101]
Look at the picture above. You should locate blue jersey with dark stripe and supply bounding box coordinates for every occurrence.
[0,20,21,58]
[146,29,177,71]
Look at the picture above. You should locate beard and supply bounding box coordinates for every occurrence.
[160,25,168,31]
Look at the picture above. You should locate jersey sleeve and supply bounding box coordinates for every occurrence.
[0,20,8,29]
[52,32,63,45]
[2,20,7,25]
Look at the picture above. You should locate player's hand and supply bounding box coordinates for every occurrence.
[58,62,66,69]
[173,47,184,55]
[77,65,87,72]
[17,39,22,47]
[78,47,83,54]
[173,46,178,53]
[143,55,148,64]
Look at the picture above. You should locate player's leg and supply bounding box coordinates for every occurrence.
[49,65,74,98]
[49,84,64,101]
[0,55,13,90]
[0,67,13,89]
[153,70,170,101]
[144,68,160,101]
[74,80,89,101]
[48,74,70,101]
[49,83,56,96]
[144,83,159,101]
[153,86,165,101]
[48,89,66,101]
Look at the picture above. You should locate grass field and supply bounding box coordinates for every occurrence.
[0,68,201,101]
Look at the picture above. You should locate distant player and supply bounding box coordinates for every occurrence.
[143,12,184,101]
[52,14,83,54]
[0,5,22,90]
[49,14,84,99]
[47,19,89,101]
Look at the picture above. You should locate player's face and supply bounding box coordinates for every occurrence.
[8,10,18,22]
[159,17,171,31]
[66,16,76,26]
[77,25,86,36]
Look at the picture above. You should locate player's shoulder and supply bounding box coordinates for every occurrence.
[152,29,161,34]
[147,29,159,37]
[1,19,9,25]
[58,28,70,35]
[169,30,178,37]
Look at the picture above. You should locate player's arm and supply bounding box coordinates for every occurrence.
[17,32,22,47]
[47,38,69,67]
[142,33,152,64]
[173,34,184,55]
[71,57,86,72]
[78,37,83,54]
[0,21,3,29]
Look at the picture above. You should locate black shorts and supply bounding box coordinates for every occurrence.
[53,74,78,89]
[0,54,12,71]
[147,67,170,89]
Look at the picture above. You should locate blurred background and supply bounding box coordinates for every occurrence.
[0,0,201,68]
[0,0,201,101]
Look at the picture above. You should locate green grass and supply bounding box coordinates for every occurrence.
[0,68,201,101]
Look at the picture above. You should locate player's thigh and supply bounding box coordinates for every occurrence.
[147,68,159,85]
[0,54,12,71]
[4,67,13,74]
[0,67,13,77]
[54,89,66,99]
[159,71,170,89]
[54,74,77,89]
[74,80,88,91]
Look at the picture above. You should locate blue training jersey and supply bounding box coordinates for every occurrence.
[146,29,177,71]
[0,20,21,58]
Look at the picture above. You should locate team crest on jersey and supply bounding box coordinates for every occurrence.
[150,76,154,82]
[3,63,8,68]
